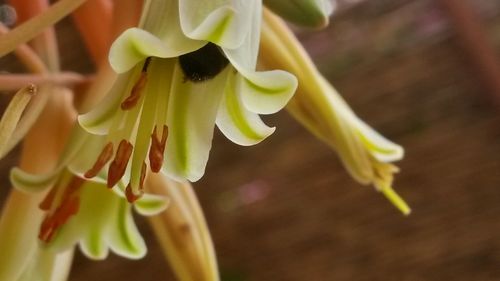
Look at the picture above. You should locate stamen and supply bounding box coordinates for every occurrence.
[149,125,168,172]
[62,176,85,199]
[39,216,57,242]
[39,196,80,243]
[121,57,152,110]
[39,187,57,211]
[125,184,143,203]
[107,140,133,188]
[84,142,114,178]
[121,73,147,110]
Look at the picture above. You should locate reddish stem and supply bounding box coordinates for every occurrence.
[72,0,113,65]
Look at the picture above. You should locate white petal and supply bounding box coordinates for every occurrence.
[179,0,255,48]
[221,0,261,68]
[134,194,169,216]
[79,228,110,260]
[52,182,117,260]
[221,1,298,115]
[216,71,275,146]
[354,118,404,162]
[109,28,203,73]
[237,69,297,115]
[107,202,146,259]
[9,168,58,193]
[163,62,229,182]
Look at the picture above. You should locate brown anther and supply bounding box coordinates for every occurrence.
[63,176,85,200]
[121,57,152,110]
[149,125,168,172]
[39,196,80,243]
[39,187,57,211]
[125,184,143,203]
[84,142,114,178]
[107,140,133,188]
[121,72,148,110]
[39,216,56,242]
[55,196,80,223]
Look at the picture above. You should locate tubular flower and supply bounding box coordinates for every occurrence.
[260,10,410,215]
[147,173,219,281]
[10,127,168,259]
[78,0,297,199]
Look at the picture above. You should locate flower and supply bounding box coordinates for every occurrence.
[10,127,168,259]
[260,9,410,215]
[78,0,297,199]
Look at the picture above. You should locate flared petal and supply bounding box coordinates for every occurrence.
[179,0,256,48]
[237,69,298,114]
[163,62,230,182]
[10,168,59,193]
[134,194,169,216]
[107,201,146,259]
[355,118,404,162]
[80,228,110,260]
[10,126,95,194]
[216,71,275,146]
[47,182,146,260]
[109,28,203,73]
[223,1,297,114]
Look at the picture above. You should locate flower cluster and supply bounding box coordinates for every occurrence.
[0,0,410,280]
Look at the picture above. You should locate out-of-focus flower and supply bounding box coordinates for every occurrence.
[10,127,168,259]
[260,9,410,215]
[147,173,219,281]
[264,0,334,28]
[79,0,297,199]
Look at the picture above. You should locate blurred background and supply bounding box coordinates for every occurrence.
[1,0,500,280]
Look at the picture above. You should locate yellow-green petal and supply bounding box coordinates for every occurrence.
[163,62,229,182]
[216,71,276,146]
[179,0,256,48]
